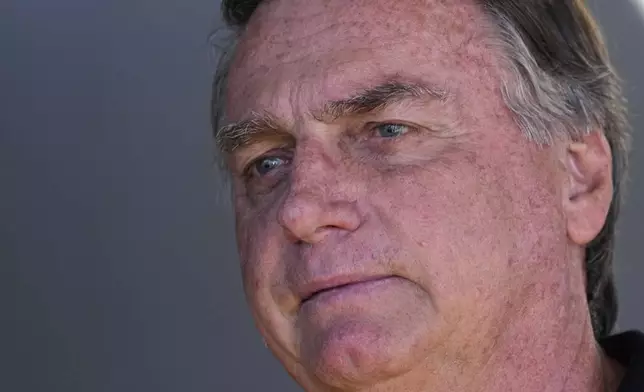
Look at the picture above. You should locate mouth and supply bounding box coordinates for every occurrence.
[300,275,395,305]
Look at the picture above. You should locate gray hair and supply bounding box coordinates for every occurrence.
[211,0,631,338]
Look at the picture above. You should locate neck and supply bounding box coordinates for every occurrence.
[451,312,610,392]
[458,290,622,392]
[479,318,616,392]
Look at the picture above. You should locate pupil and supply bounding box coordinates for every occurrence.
[379,124,403,138]
[256,157,281,175]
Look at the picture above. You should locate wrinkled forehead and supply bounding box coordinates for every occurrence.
[224,0,497,122]
[238,0,487,52]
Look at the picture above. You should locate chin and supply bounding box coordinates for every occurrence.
[298,312,431,390]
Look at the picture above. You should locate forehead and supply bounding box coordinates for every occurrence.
[225,0,498,122]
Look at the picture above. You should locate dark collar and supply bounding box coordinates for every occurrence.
[600,330,644,391]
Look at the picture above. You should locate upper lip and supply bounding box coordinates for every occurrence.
[298,273,394,304]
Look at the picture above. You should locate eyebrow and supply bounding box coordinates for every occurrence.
[215,79,451,154]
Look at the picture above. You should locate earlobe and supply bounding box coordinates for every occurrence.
[564,131,613,246]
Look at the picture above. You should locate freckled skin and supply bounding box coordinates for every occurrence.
[224,0,618,391]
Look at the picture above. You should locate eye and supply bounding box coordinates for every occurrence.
[248,155,288,177]
[374,123,410,138]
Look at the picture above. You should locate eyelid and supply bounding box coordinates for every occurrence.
[241,149,292,179]
[366,120,415,127]
[232,141,292,173]
[365,121,419,136]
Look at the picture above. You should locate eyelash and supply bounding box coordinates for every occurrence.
[366,122,414,140]
[242,152,291,181]
[242,122,416,179]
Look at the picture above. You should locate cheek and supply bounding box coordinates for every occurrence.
[372,151,506,242]
[365,144,559,301]
[234,199,285,304]
[372,158,495,262]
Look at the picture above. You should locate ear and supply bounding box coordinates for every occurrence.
[563,130,613,246]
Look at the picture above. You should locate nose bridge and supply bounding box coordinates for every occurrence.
[277,139,360,243]
[281,139,341,221]
[290,138,339,194]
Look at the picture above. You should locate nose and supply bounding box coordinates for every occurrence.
[277,145,362,244]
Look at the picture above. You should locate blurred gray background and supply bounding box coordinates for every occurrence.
[2,1,642,391]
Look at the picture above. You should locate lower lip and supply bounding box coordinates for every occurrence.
[303,276,401,308]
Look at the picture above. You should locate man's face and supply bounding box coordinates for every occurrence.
[223,0,576,389]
